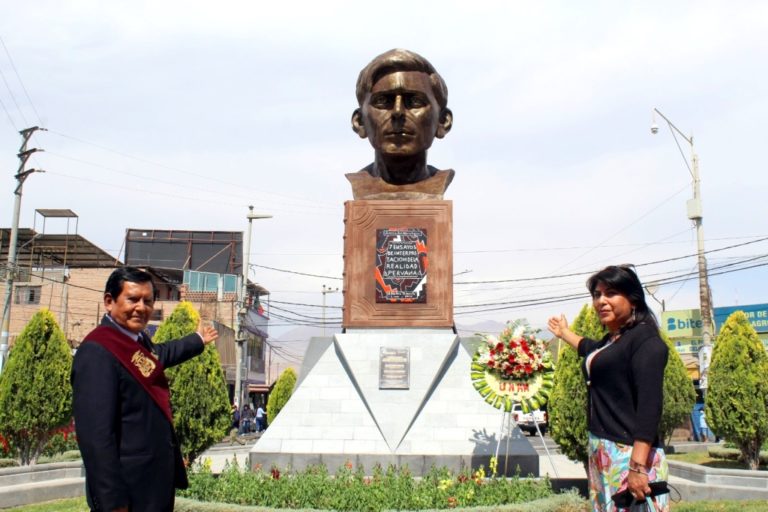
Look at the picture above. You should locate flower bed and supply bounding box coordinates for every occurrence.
[180,459,559,511]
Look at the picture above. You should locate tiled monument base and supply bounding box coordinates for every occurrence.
[250,329,539,476]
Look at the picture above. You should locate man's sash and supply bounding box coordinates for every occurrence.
[83,325,173,424]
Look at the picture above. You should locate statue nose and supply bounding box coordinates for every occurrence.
[392,95,405,116]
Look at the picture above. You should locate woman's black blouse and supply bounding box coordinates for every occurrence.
[578,322,669,446]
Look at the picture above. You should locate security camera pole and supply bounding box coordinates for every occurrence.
[1,126,45,374]
[652,108,714,390]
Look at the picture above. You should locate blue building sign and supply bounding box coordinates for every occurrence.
[714,303,768,334]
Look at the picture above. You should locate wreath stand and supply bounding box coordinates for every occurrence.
[494,404,559,479]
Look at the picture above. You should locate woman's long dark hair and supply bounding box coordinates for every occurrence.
[587,264,658,329]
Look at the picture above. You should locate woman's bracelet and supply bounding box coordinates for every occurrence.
[629,466,649,475]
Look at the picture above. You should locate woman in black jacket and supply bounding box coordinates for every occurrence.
[548,265,669,511]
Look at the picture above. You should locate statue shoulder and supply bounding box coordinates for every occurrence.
[345,168,454,200]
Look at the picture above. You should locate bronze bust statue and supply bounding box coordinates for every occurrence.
[347,49,454,200]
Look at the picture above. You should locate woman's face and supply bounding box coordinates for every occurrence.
[591,281,634,332]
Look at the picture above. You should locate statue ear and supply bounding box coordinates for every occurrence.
[436,108,453,139]
[351,108,367,138]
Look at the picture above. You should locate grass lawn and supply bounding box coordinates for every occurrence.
[667,451,767,471]
[672,501,768,511]
[6,496,768,512]
[5,497,88,512]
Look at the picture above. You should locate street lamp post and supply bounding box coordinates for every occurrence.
[652,108,714,389]
[234,206,272,407]
[321,284,339,337]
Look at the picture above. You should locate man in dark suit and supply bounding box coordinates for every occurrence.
[72,267,218,512]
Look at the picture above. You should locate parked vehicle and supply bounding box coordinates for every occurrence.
[512,403,547,436]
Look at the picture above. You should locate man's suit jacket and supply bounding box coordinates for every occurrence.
[72,316,204,511]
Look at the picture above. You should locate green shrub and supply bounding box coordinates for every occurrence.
[0,457,18,468]
[0,309,72,465]
[706,311,768,470]
[38,449,82,464]
[659,331,696,444]
[266,367,297,425]
[154,302,231,464]
[180,460,561,511]
[549,304,604,469]
[708,446,768,466]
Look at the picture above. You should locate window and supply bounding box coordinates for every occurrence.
[15,285,41,305]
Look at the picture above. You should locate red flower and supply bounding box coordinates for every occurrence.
[447,497,458,508]
[495,342,504,352]
[271,467,281,480]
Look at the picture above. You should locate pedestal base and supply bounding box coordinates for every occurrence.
[250,329,539,476]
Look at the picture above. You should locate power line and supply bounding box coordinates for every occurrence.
[0,36,41,124]
[43,150,338,214]
[44,129,338,211]
[454,236,768,285]
[454,258,768,315]
[269,298,342,309]
[547,182,691,274]
[0,95,17,129]
[251,263,343,281]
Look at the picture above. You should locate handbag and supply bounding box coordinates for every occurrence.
[611,480,669,509]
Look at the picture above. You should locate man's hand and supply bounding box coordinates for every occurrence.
[198,323,219,345]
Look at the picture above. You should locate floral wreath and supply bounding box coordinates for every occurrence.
[471,320,555,413]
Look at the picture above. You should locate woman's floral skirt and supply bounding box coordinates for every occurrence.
[587,433,669,511]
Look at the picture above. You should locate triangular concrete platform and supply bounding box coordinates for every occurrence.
[250,329,538,476]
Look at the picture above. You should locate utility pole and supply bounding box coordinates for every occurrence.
[1,126,45,373]
[233,206,271,407]
[652,108,714,389]
[321,284,339,336]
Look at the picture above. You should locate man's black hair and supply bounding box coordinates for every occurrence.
[104,266,155,299]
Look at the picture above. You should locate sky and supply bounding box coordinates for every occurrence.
[2,2,768,362]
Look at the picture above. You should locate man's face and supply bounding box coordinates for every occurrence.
[104,280,154,334]
[358,71,444,158]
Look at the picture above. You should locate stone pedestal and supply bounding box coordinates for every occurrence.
[250,199,538,475]
[343,200,453,328]
[250,329,538,476]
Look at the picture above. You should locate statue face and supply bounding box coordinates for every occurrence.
[357,71,445,158]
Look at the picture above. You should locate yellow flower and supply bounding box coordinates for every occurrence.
[489,456,498,477]
[438,478,453,491]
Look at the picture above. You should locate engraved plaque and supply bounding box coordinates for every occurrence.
[379,347,410,389]
[375,228,427,303]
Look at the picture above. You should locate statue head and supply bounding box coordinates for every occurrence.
[354,48,449,110]
[351,49,453,184]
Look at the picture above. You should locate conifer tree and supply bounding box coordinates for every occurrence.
[658,330,696,444]
[0,309,72,465]
[706,311,768,469]
[153,302,230,464]
[549,304,605,468]
[266,367,297,425]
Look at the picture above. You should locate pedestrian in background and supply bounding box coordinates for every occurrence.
[256,404,266,432]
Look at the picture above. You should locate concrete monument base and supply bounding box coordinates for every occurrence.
[250,329,539,476]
